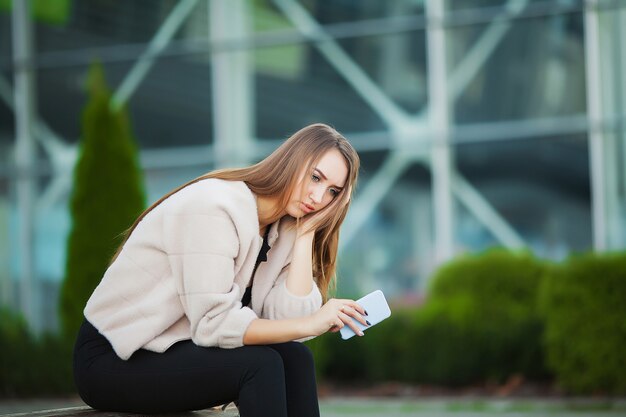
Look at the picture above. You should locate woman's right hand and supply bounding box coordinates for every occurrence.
[306,298,369,337]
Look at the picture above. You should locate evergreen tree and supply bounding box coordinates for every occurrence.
[59,63,145,341]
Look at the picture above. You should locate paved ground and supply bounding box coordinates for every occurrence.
[320,398,626,416]
[1,397,625,416]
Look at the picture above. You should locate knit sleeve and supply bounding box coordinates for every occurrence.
[163,211,258,349]
[262,264,323,327]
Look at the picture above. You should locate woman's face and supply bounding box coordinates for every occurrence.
[286,148,349,218]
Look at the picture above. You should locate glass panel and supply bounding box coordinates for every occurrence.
[37,1,180,53]
[455,134,591,258]
[255,45,388,140]
[3,0,625,330]
[37,57,214,149]
[447,0,565,12]
[337,155,434,300]
[450,12,585,124]
[296,0,425,25]
[0,176,11,306]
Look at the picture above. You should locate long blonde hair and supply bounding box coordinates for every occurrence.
[111,123,359,302]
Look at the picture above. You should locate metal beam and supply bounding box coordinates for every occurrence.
[111,0,200,111]
[452,173,526,249]
[272,0,409,129]
[600,4,626,249]
[0,71,78,215]
[584,0,607,250]
[447,0,530,104]
[610,5,626,248]
[210,0,254,167]
[426,0,455,263]
[12,0,38,331]
[4,0,623,73]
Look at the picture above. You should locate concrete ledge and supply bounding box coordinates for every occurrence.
[1,404,239,417]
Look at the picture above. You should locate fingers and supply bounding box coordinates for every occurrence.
[324,298,371,337]
[337,304,371,337]
[336,310,363,336]
[337,299,367,317]
[329,318,344,330]
[339,304,369,327]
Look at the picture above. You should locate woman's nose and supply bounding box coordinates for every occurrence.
[309,186,324,204]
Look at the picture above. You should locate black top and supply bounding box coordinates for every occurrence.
[240,224,272,307]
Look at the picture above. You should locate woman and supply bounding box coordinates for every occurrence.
[73,123,368,417]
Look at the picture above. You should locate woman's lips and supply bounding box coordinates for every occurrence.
[300,202,314,213]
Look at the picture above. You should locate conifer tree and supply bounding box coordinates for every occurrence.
[59,63,145,340]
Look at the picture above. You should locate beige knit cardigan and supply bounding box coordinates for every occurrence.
[84,178,323,360]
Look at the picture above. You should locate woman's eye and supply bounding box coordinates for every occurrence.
[329,189,339,197]
[311,174,320,182]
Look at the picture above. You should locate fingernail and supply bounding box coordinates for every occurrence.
[364,310,368,316]
[366,320,371,326]
[358,331,364,336]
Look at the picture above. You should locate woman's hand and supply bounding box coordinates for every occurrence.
[305,298,369,337]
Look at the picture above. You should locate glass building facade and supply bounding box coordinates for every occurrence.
[0,0,625,333]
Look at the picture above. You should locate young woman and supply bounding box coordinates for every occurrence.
[73,123,368,417]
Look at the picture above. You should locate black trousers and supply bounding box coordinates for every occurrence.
[73,319,320,417]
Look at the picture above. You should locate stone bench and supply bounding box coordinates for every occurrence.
[2,404,239,417]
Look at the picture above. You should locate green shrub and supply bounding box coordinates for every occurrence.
[0,308,73,397]
[423,249,550,384]
[408,295,546,386]
[306,325,369,382]
[306,305,415,384]
[312,249,550,386]
[59,62,146,341]
[539,252,626,394]
[360,308,417,382]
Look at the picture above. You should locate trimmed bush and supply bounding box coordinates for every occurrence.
[59,62,146,341]
[539,252,626,394]
[423,249,550,383]
[0,308,73,397]
[408,296,546,386]
[311,249,550,386]
[306,324,369,383]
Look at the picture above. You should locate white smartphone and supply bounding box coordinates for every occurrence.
[340,290,391,340]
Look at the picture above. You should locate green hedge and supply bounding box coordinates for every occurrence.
[423,249,549,384]
[309,249,550,386]
[0,308,73,398]
[539,252,626,394]
[3,248,624,396]
[310,249,626,394]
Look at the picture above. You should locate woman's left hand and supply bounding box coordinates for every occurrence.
[305,298,368,337]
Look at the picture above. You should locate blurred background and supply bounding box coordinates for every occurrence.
[1,0,625,405]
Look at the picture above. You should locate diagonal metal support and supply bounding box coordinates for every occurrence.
[452,173,525,248]
[339,152,412,250]
[0,72,78,213]
[272,0,409,129]
[447,0,530,104]
[111,0,200,111]
[416,0,530,120]
[271,0,531,262]
[3,0,201,213]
